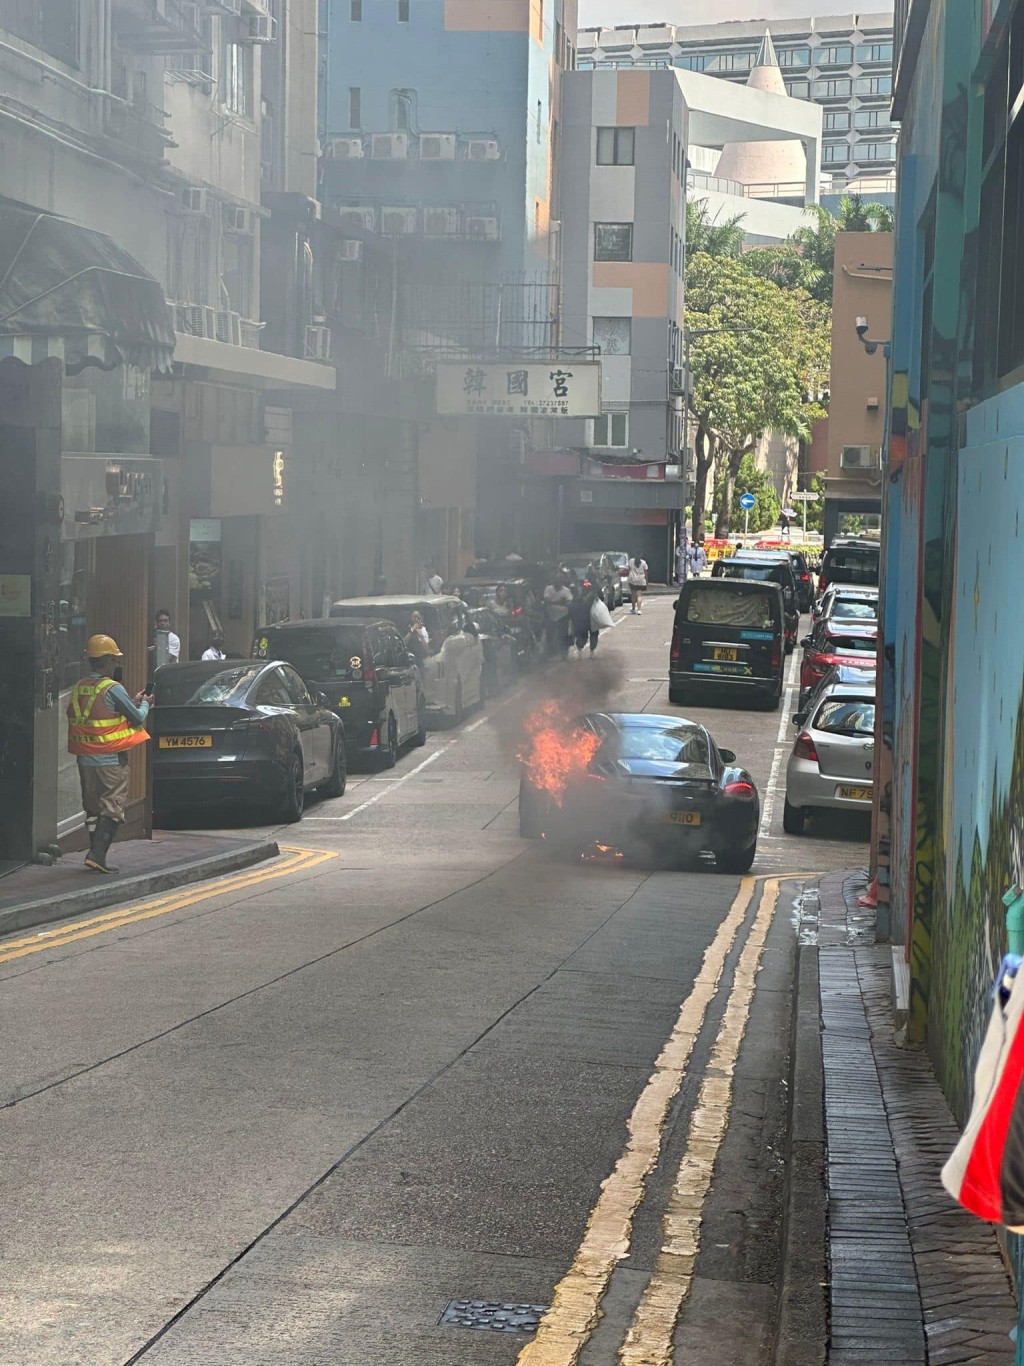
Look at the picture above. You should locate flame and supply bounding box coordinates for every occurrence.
[517,700,602,804]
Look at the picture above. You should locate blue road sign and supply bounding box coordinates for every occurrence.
[738,492,756,511]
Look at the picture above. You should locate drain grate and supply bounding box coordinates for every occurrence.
[438,1300,548,1334]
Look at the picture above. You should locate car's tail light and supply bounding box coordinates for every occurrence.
[670,625,681,661]
[801,573,810,582]
[369,727,379,748]
[771,645,781,669]
[724,780,756,798]
[793,731,818,762]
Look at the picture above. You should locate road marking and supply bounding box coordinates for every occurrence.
[304,746,450,821]
[618,879,782,1365]
[516,877,758,1366]
[760,651,800,836]
[0,846,337,965]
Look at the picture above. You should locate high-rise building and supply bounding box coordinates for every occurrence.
[577,13,896,189]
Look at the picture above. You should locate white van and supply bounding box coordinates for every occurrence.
[329,595,484,724]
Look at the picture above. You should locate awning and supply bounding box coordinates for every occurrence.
[0,197,175,374]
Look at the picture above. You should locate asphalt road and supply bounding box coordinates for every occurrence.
[0,594,867,1365]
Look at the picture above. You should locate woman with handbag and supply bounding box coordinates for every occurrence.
[627,555,649,615]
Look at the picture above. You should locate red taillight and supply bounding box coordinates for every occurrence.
[793,731,818,762]
[771,646,781,669]
[670,626,681,661]
[724,780,755,798]
[369,727,379,747]
[801,573,810,582]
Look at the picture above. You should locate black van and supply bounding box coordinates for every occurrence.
[712,554,799,651]
[817,539,880,594]
[252,618,426,767]
[669,579,785,711]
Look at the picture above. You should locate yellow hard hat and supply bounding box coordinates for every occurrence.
[86,633,123,659]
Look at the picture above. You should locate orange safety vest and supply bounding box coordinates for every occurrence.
[67,676,150,757]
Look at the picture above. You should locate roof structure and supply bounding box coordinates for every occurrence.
[713,30,808,190]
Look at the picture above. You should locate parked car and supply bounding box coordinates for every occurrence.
[465,559,555,600]
[151,660,345,822]
[784,679,876,833]
[470,606,518,698]
[793,665,876,729]
[251,618,425,768]
[559,552,619,607]
[450,578,541,666]
[329,595,484,724]
[518,710,760,871]
[669,578,785,711]
[817,538,880,595]
[602,550,631,605]
[799,619,878,704]
[813,584,880,625]
[712,554,800,652]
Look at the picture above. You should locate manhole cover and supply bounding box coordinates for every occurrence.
[438,1300,548,1334]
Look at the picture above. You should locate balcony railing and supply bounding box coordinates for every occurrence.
[686,170,809,204]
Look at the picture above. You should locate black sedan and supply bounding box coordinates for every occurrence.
[518,711,759,871]
[151,660,346,823]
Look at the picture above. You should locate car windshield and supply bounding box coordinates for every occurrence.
[156,665,263,706]
[333,603,432,635]
[456,584,500,607]
[828,601,878,621]
[685,585,775,629]
[608,553,629,568]
[615,723,711,768]
[825,549,879,584]
[814,697,876,736]
[719,562,784,584]
[254,627,364,679]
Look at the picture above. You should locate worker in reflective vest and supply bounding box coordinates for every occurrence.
[67,634,153,874]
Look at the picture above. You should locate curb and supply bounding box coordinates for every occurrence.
[773,939,828,1366]
[0,841,280,938]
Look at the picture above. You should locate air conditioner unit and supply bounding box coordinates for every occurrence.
[669,365,685,395]
[381,207,417,235]
[304,324,331,362]
[223,204,254,233]
[214,309,242,346]
[419,133,457,161]
[325,137,364,160]
[839,443,877,470]
[467,138,501,161]
[337,206,376,232]
[174,302,217,338]
[465,215,500,241]
[423,207,459,237]
[371,133,409,160]
[181,186,211,214]
[239,13,276,41]
[338,239,363,261]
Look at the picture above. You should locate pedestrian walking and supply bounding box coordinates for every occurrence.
[542,572,572,657]
[66,634,152,875]
[690,538,707,578]
[627,555,649,614]
[568,580,599,657]
[201,633,226,661]
[675,530,689,585]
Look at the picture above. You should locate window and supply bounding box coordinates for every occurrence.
[777,46,810,68]
[857,142,896,162]
[855,108,890,129]
[713,51,753,72]
[398,0,409,18]
[675,53,706,71]
[593,317,631,355]
[858,41,893,64]
[813,77,852,98]
[596,126,635,165]
[4,0,78,65]
[823,142,850,164]
[591,412,628,447]
[855,75,892,96]
[221,42,253,117]
[348,86,361,128]
[280,667,312,706]
[350,0,361,16]
[786,80,811,99]
[594,222,633,261]
[824,110,851,131]
[814,44,853,66]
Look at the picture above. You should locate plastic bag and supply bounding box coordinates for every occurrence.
[590,598,614,630]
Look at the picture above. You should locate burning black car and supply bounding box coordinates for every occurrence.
[518,709,759,872]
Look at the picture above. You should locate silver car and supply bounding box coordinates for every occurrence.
[783,681,875,834]
[813,583,879,625]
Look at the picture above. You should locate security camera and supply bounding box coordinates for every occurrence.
[855,316,869,339]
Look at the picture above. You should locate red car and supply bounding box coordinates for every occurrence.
[800,620,877,699]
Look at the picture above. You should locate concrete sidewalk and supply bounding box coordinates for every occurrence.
[790,870,1018,1365]
[0,831,279,937]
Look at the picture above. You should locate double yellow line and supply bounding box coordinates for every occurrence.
[0,845,337,967]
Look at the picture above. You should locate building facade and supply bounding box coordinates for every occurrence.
[577,13,896,190]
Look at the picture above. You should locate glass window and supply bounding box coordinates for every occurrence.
[615,722,711,768]
[221,42,253,117]
[858,42,893,63]
[813,697,876,736]
[596,126,635,165]
[280,666,312,705]
[713,51,753,72]
[855,108,890,129]
[593,317,632,354]
[256,670,293,707]
[823,142,850,163]
[675,54,706,71]
[4,0,78,65]
[348,87,361,128]
[813,77,852,98]
[591,412,628,447]
[857,142,896,161]
[778,46,810,68]
[350,0,361,16]
[824,110,851,131]
[594,222,633,261]
[398,0,409,18]
[786,80,811,99]
[855,75,892,95]
[814,44,853,65]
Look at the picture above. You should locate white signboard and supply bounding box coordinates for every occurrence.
[436,361,602,418]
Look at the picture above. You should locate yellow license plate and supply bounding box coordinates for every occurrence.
[837,784,871,801]
[159,735,213,749]
[667,810,702,826]
[712,647,738,662]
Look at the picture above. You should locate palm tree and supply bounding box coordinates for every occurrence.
[685,198,746,259]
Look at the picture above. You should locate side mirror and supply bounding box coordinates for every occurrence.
[718,748,736,764]
[792,712,807,727]
[800,636,813,649]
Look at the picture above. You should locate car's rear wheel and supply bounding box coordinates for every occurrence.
[762,688,782,712]
[716,842,756,874]
[668,685,687,707]
[412,694,427,747]
[783,798,807,834]
[320,733,347,797]
[519,780,544,838]
[280,751,304,823]
[378,715,398,769]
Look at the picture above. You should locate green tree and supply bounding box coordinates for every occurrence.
[713,454,780,532]
[685,198,746,259]
[802,471,827,533]
[683,253,830,537]
[744,194,893,303]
